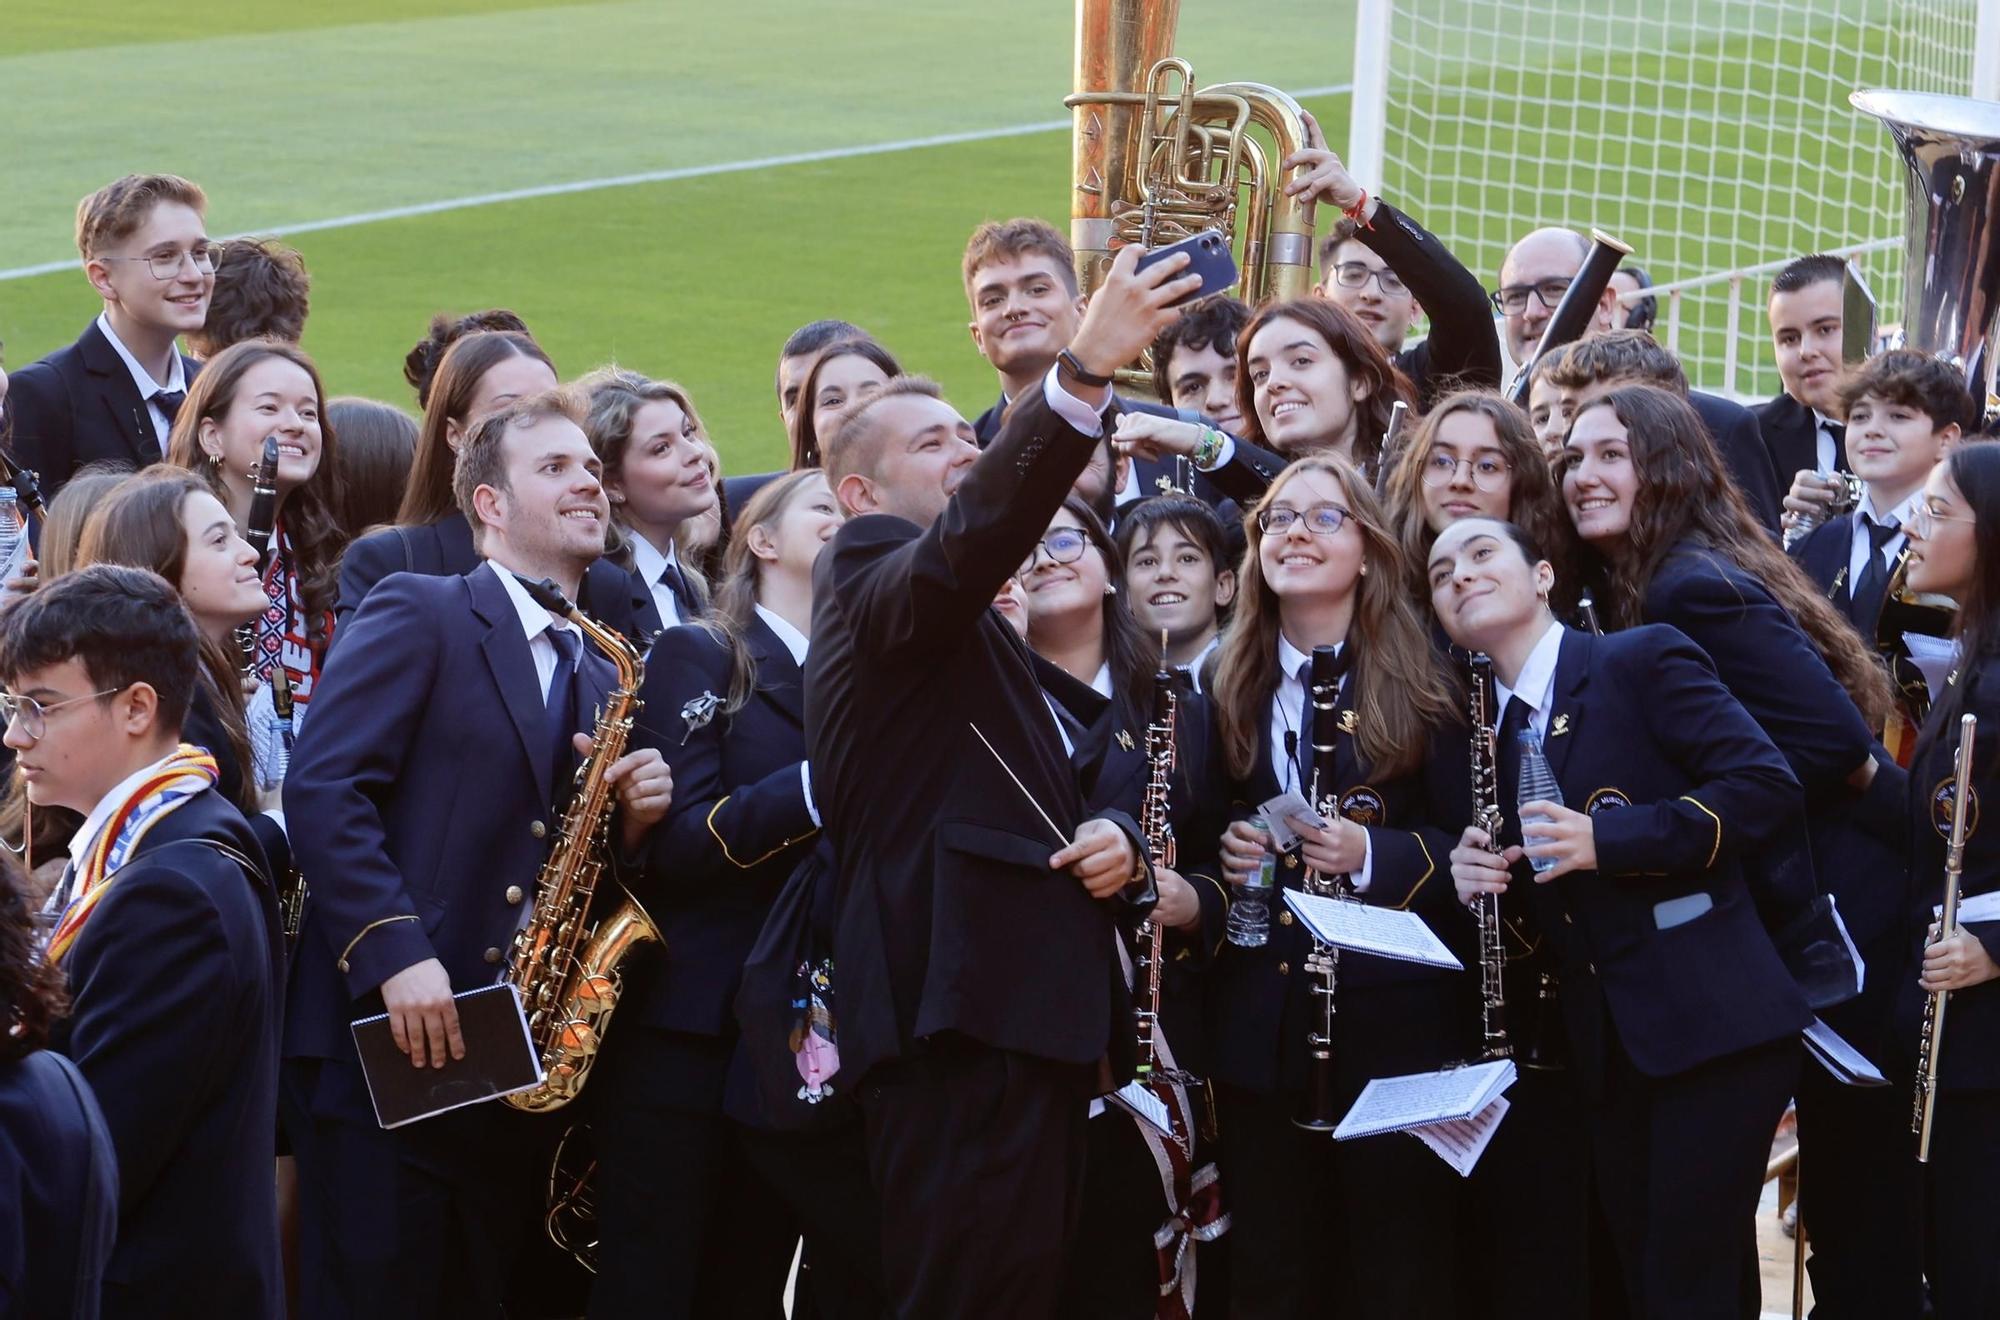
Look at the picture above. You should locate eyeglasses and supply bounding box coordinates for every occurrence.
[1257,504,1352,536]
[1911,504,1978,538]
[1421,452,1511,491]
[101,242,221,282]
[0,686,124,741]
[1490,278,1574,315]
[1020,527,1091,576]
[1331,262,1408,296]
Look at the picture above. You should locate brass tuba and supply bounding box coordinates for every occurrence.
[503,578,662,1114]
[1067,0,1317,388]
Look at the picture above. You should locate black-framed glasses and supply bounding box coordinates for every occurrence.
[102,242,220,282]
[0,686,123,741]
[1020,526,1091,576]
[1490,277,1573,315]
[1421,452,1511,491]
[1257,504,1352,536]
[1331,262,1408,296]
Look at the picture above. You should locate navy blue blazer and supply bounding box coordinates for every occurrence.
[1755,390,1844,495]
[57,790,282,1319]
[1690,390,1784,534]
[0,1050,118,1320]
[808,384,1152,1085]
[1205,668,1472,1097]
[333,510,641,644]
[283,563,617,1060]
[627,616,818,1036]
[1790,511,1910,638]
[1892,655,2000,1091]
[5,320,195,500]
[1518,626,1809,1082]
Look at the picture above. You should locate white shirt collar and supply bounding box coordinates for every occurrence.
[754,603,809,666]
[1493,619,1565,721]
[1181,634,1222,692]
[1089,661,1114,697]
[68,749,184,874]
[95,312,185,399]
[627,532,679,588]
[1858,486,1922,529]
[1276,632,1316,688]
[484,558,575,648]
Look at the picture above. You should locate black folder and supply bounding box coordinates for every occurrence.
[351,983,543,1128]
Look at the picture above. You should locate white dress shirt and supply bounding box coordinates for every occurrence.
[1180,634,1221,694]
[1492,619,1565,742]
[1846,487,1920,593]
[1269,633,1371,891]
[628,534,687,631]
[1814,410,1842,476]
[488,559,583,700]
[96,313,186,454]
[753,603,820,826]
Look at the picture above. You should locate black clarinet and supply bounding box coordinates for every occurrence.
[1296,643,1348,1132]
[238,436,281,675]
[271,667,307,942]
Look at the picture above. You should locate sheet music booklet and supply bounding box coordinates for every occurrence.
[1335,1058,1517,1176]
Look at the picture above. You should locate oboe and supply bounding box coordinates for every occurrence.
[1296,643,1348,1132]
[1467,654,1511,1059]
[1914,712,1977,1162]
[1134,657,1178,1077]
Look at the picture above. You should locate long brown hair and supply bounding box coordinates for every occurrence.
[787,338,903,471]
[1383,389,1575,609]
[164,338,344,654]
[75,467,258,813]
[1565,385,1893,727]
[1213,457,1454,780]
[1233,298,1418,476]
[699,470,824,715]
[397,330,555,526]
[37,462,134,580]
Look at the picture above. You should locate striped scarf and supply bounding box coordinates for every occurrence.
[44,744,219,965]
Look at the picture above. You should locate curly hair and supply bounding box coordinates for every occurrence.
[402,308,532,410]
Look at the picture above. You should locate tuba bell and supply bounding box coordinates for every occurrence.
[1067,0,1316,390]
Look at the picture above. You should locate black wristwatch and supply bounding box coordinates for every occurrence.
[1057,348,1115,387]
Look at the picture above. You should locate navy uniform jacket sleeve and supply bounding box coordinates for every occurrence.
[828,384,1097,664]
[1591,628,1803,876]
[1647,550,1872,798]
[1362,200,1503,403]
[640,625,816,891]
[63,865,240,1217]
[283,575,441,996]
[4,360,73,494]
[1194,434,1290,507]
[333,526,405,632]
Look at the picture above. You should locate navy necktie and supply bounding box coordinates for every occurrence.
[1496,695,1529,849]
[1849,513,1900,628]
[659,562,697,620]
[153,388,186,424]
[546,627,582,779]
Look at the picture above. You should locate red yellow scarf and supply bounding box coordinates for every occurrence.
[44,744,219,965]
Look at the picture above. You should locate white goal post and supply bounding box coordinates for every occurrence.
[1349,0,2000,399]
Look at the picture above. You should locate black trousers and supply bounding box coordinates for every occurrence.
[1795,1053,1924,1319]
[1588,1034,1799,1320]
[739,1122,888,1320]
[281,1056,543,1320]
[1924,1087,2000,1318]
[859,1036,1094,1320]
[587,1027,794,1320]
[1458,1064,1593,1320]
[1215,1080,1459,1319]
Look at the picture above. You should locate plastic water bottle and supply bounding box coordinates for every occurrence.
[1517,727,1565,874]
[1228,814,1276,947]
[0,489,21,580]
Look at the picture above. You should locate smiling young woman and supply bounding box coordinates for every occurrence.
[1231,298,1417,481]
[165,339,345,715]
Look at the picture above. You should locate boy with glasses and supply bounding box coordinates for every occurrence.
[0,564,282,1319]
[9,174,214,500]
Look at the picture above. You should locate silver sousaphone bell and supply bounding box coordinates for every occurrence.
[1851,90,2000,428]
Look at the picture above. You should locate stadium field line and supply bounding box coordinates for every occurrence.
[0,82,1352,284]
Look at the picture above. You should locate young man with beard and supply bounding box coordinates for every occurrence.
[281,389,674,1319]
[813,244,1196,1318]
[9,174,214,500]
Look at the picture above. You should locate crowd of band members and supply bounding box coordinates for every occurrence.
[1,157,1998,1320]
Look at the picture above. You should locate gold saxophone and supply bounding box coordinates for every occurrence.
[503,577,663,1114]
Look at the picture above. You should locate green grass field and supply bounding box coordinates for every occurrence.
[0,0,1354,473]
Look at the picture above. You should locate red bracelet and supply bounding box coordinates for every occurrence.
[1342,187,1374,229]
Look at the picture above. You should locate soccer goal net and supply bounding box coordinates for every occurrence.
[1349,0,1995,399]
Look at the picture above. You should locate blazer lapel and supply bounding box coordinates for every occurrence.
[1541,627,1589,783]
[77,321,159,466]
[470,566,556,805]
[747,614,805,728]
